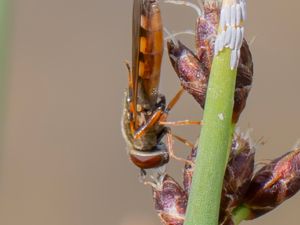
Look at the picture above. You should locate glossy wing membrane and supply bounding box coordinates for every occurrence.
[132,0,164,122]
[131,0,142,129]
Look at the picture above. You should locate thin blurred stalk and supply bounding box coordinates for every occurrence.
[232,205,251,225]
[0,0,9,146]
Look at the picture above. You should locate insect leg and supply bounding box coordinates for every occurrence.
[166,128,194,165]
[124,61,137,134]
[159,120,201,126]
[171,133,195,149]
[135,87,186,139]
[134,108,164,139]
[165,87,185,112]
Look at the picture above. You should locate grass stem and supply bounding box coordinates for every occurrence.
[183,48,238,225]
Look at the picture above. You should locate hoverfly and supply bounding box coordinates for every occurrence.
[122,0,198,173]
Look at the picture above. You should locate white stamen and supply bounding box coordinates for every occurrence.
[230,28,237,49]
[230,49,236,69]
[219,31,226,51]
[241,27,245,40]
[230,49,239,70]
[220,8,226,30]
[240,1,246,21]
[236,4,242,26]
[218,0,246,69]
[231,5,236,26]
[239,27,244,49]
[214,36,220,55]
[225,26,232,46]
[225,5,231,26]
[235,27,243,50]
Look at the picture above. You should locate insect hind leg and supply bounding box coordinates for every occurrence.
[166,128,194,166]
[124,61,133,87]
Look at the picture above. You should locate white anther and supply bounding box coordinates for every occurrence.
[214,36,220,56]
[230,27,237,49]
[236,4,242,26]
[230,49,239,70]
[235,27,243,50]
[225,27,232,46]
[231,5,236,27]
[219,31,226,51]
[240,1,246,21]
[225,5,231,26]
[220,8,226,30]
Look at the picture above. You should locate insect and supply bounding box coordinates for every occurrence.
[152,174,187,225]
[122,0,198,174]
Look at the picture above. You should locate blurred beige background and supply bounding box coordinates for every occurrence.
[0,0,299,225]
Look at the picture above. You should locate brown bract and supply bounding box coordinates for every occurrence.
[167,40,208,110]
[152,175,187,225]
[195,2,220,74]
[152,134,300,223]
[220,133,255,223]
[244,149,300,219]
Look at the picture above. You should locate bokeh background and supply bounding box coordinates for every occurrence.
[0,0,299,225]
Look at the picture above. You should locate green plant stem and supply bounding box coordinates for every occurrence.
[0,0,9,145]
[184,48,237,225]
[232,205,251,225]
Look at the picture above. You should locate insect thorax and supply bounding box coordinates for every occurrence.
[122,90,166,152]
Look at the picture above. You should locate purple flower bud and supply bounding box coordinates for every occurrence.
[152,175,187,225]
[220,132,255,223]
[195,3,220,74]
[244,149,300,219]
[167,40,208,110]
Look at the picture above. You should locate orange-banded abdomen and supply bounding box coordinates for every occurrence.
[138,0,163,106]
